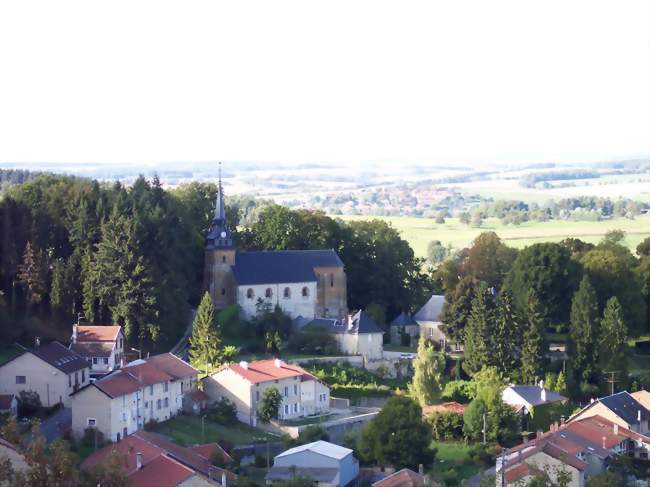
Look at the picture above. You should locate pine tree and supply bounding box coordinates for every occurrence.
[17,241,47,306]
[555,370,567,396]
[463,283,495,376]
[521,290,547,384]
[408,336,446,406]
[492,291,520,378]
[569,276,600,386]
[598,296,628,387]
[189,292,222,373]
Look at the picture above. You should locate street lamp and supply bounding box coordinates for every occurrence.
[131,347,142,360]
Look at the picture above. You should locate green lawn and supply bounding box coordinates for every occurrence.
[383,344,416,353]
[151,414,276,446]
[337,215,650,258]
[430,441,481,482]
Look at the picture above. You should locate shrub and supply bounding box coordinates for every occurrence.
[82,427,105,448]
[400,332,411,347]
[144,418,159,431]
[284,426,330,447]
[441,380,475,403]
[17,390,42,417]
[427,412,464,441]
[208,398,238,425]
[468,444,496,467]
[254,454,267,468]
[287,327,339,355]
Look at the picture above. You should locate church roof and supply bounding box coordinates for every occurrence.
[390,312,418,327]
[232,249,343,286]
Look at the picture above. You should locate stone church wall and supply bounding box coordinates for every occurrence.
[237,281,318,319]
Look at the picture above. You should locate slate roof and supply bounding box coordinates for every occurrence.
[390,312,418,327]
[349,310,383,334]
[29,341,89,374]
[232,249,343,286]
[413,295,445,322]
[597,391,650,425]
[276,440,352,461]
[504,385,567,407]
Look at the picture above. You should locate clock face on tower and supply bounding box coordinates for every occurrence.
[220,231,227,238]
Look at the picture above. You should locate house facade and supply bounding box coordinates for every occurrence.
[413,295,462,352]
[389,312,419,345]
[203,173,347,320]
[0,341,90,407]
[568,391,650,435]
[502,383,567,415]
[203,359,330,426]
[266,440,359,487]
[71,353,198,442]
[70,324,125,376]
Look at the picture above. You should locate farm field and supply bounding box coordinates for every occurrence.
[337,214,650,258]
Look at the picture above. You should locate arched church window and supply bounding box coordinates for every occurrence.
[265,288,273,299]
[283,287,291,299]
[302,287,309,298]
[246,288,254,299]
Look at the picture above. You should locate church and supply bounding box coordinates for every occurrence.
[203,177,348,320]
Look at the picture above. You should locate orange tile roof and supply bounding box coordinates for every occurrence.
[93,362,174,398]
[372,468,439,487]
[190,443,234,465]
[128,454,196,487]
[229,359,312,384]
[77,325,122,342]
[504,462,531,484]
[146,353,198,379]
[631,390,650,410]
[422,402,466,416]
[186,389,209,402]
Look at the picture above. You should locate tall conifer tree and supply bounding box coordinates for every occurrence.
[408,336,445,406]
[190,292,222,373]
[598,296,628,391]
[569,276,600,386]
[492,290,520,378]
[463,282,495,376]
[520,290,546,384]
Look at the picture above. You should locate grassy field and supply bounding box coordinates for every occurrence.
[151,414,276,446]
[431,441,481,482]
[337,214,650,258]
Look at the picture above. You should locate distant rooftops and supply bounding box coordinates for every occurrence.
[504,384,567,408]
[304,310,382,335]
[390,312,418,328]
[597,391,650,425]
[232,249,343,286]
[413,295,445,322]
[28,341,88,374]
[276,440,353,461]
[75,325,121,342]
[228,359,316,385]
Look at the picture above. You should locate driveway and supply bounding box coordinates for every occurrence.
[37,407,71,443]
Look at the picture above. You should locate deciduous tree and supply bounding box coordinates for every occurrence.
[408,337,445,406]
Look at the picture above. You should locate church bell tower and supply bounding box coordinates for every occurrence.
[203,164,236,309]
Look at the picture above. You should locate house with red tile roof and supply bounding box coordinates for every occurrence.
[70,353,199,442]
[70,324,125,377]
[81,430,236,487]
[371,468,441,487]
[203,359,330,426]
[497,414,650,486]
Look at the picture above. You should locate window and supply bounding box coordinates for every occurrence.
[15,376,26,384]
[330,274,334,287]
[284,405,289,415]
[144,401,148,409]
[221,288,226,296]
[150,385,154,396]
[103,358,108,365]
[246,288,254,299]
[164,397,169,408]
[164,381,169,393]
[265,288,273,299]
[302,287,309,298]
[87,418,96,427]
[293,385,298,395]
[157,399,162,410]
[116,432,121,442]
[92,357,98,365]
[68,375,72,387]
[293,404,298,413]
[75,372,79,385]
[283,287,291,299]
[256,391,260,401]
[82,370,85,382]
[284,386,288,397]
[222,255,226,263]
[122,411,127,421]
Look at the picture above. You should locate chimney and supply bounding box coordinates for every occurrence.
[274,358,282,368]
[539,379,544,390]
[638,410,642,423]
[541,388,547,403]
[72,324,78,344]
[222,472,227,487]
[418,464,424,476]
[35,337,40,347]
[602,436,606,449]
[239,361,248,370]
[614,424,619,436]
[136,452,143,470]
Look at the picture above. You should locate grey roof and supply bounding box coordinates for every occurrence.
[30,341,89,374]
[390,312,418,327]
[599,391,650,425]
[266,467,339,483]
[304,310,383,335]
[506,385,567,406]
[350,310,383,334]
[232,249,343,286]
[413,295,445,322]
[277,440,352,460]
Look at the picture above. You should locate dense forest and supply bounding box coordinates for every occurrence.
[0,173,434,351]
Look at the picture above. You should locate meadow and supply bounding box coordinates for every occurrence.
[337,214,650,258]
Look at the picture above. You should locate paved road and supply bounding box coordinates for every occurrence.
[33,407,71,444]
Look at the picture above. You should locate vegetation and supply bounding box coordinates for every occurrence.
[190,292,223,372]
[304,361,407,397]
[408,337,445,406]
[258,388,282,423]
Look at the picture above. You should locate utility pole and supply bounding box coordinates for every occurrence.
[604,371,620,395]
[482,412,487,445]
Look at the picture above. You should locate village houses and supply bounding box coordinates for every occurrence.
[203,359,330,426]
[70,352,198,442]
[69,324,125,377]
[0,341,90,407]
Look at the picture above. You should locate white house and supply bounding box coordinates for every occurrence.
[70,324,125,377]
[266,440,359,487]
[0,341,90,407]
[203,359,330,426]
[70,353,198,442]
[414,295,462,352]
[501,383,567,415]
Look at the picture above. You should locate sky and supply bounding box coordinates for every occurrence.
[0,0,648,168]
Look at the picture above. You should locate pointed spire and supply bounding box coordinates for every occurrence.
[214,162,226,222]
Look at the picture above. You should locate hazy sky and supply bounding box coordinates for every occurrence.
[1,0,648,168]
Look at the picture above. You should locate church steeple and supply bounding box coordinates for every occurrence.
[206,163,233,249]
